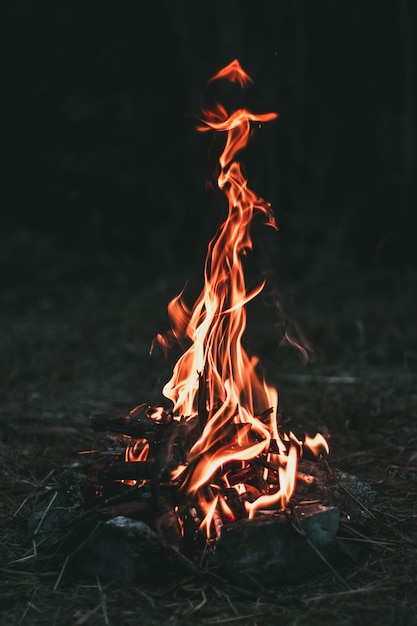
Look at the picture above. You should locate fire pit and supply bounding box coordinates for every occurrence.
[29,60,375,587]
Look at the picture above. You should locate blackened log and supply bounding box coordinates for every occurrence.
[94,461,156,480]
[255,407,274,422]
[156,509,183,551]
[157,417,201,468]
[90,404,172,439]
[98,499,152,520]
[223,488,247,520]
[227,466,256,486]
[179,506,207,557]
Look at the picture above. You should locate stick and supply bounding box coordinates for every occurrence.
[33,491,58,536]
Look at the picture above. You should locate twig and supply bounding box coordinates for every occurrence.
[303,583,384,604]
[34,491,58,536]
[136,587,156,609]
[71,604,101,626]
[339,522,398,550]
[53,521,102,590]
[13,469,55,517]
[9,553,38,565]
[287,507,351,590]
[338,537,396,552]
[202,614,262,624]
[305,536,352,590]
[274,373,358,384]
[335,480,376,520]
[96,576,110,625]
[213,587,240,616]
[184,590,207,615]
[53,555,70,591]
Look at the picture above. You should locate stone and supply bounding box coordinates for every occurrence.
[214,504,340,586]
[74,516,193,585]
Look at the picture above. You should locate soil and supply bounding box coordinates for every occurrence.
[1,234,416,625]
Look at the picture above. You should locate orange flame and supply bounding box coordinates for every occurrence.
[125,439,149,463]
[208,58,253,86]
[161,60,327,518]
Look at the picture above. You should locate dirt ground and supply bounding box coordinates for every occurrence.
[1,234,416,625]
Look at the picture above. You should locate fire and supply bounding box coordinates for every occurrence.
[156,60,328,532]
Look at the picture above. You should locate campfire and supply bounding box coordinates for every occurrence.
[30,60,375,587]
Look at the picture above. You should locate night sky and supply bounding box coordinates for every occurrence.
[4,1,416,283]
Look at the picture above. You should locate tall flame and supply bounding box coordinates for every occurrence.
[160,60,327,517]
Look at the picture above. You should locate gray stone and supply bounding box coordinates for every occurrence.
[215,504,340,586]
[29,469,94,551]
[75,516,193,585]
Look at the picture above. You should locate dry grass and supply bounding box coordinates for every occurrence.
[1,237,416,625]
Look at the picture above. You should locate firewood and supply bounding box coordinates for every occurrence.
[92,461,157,480]
[90,404,172,439]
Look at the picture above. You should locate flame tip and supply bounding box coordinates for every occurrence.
[209,59,253,87]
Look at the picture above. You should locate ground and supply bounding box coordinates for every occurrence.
[1,233,416,625]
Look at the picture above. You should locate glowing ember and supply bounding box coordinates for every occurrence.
[152,60,328,533]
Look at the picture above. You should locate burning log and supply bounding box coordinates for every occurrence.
[90,404,172,439]
[86,460,157,480]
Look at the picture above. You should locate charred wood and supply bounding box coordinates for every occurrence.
[90,404,172,439]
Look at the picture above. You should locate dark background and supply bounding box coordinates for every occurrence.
[5,0,416,273]
[2,0,416,377]
[1,5,417,622]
